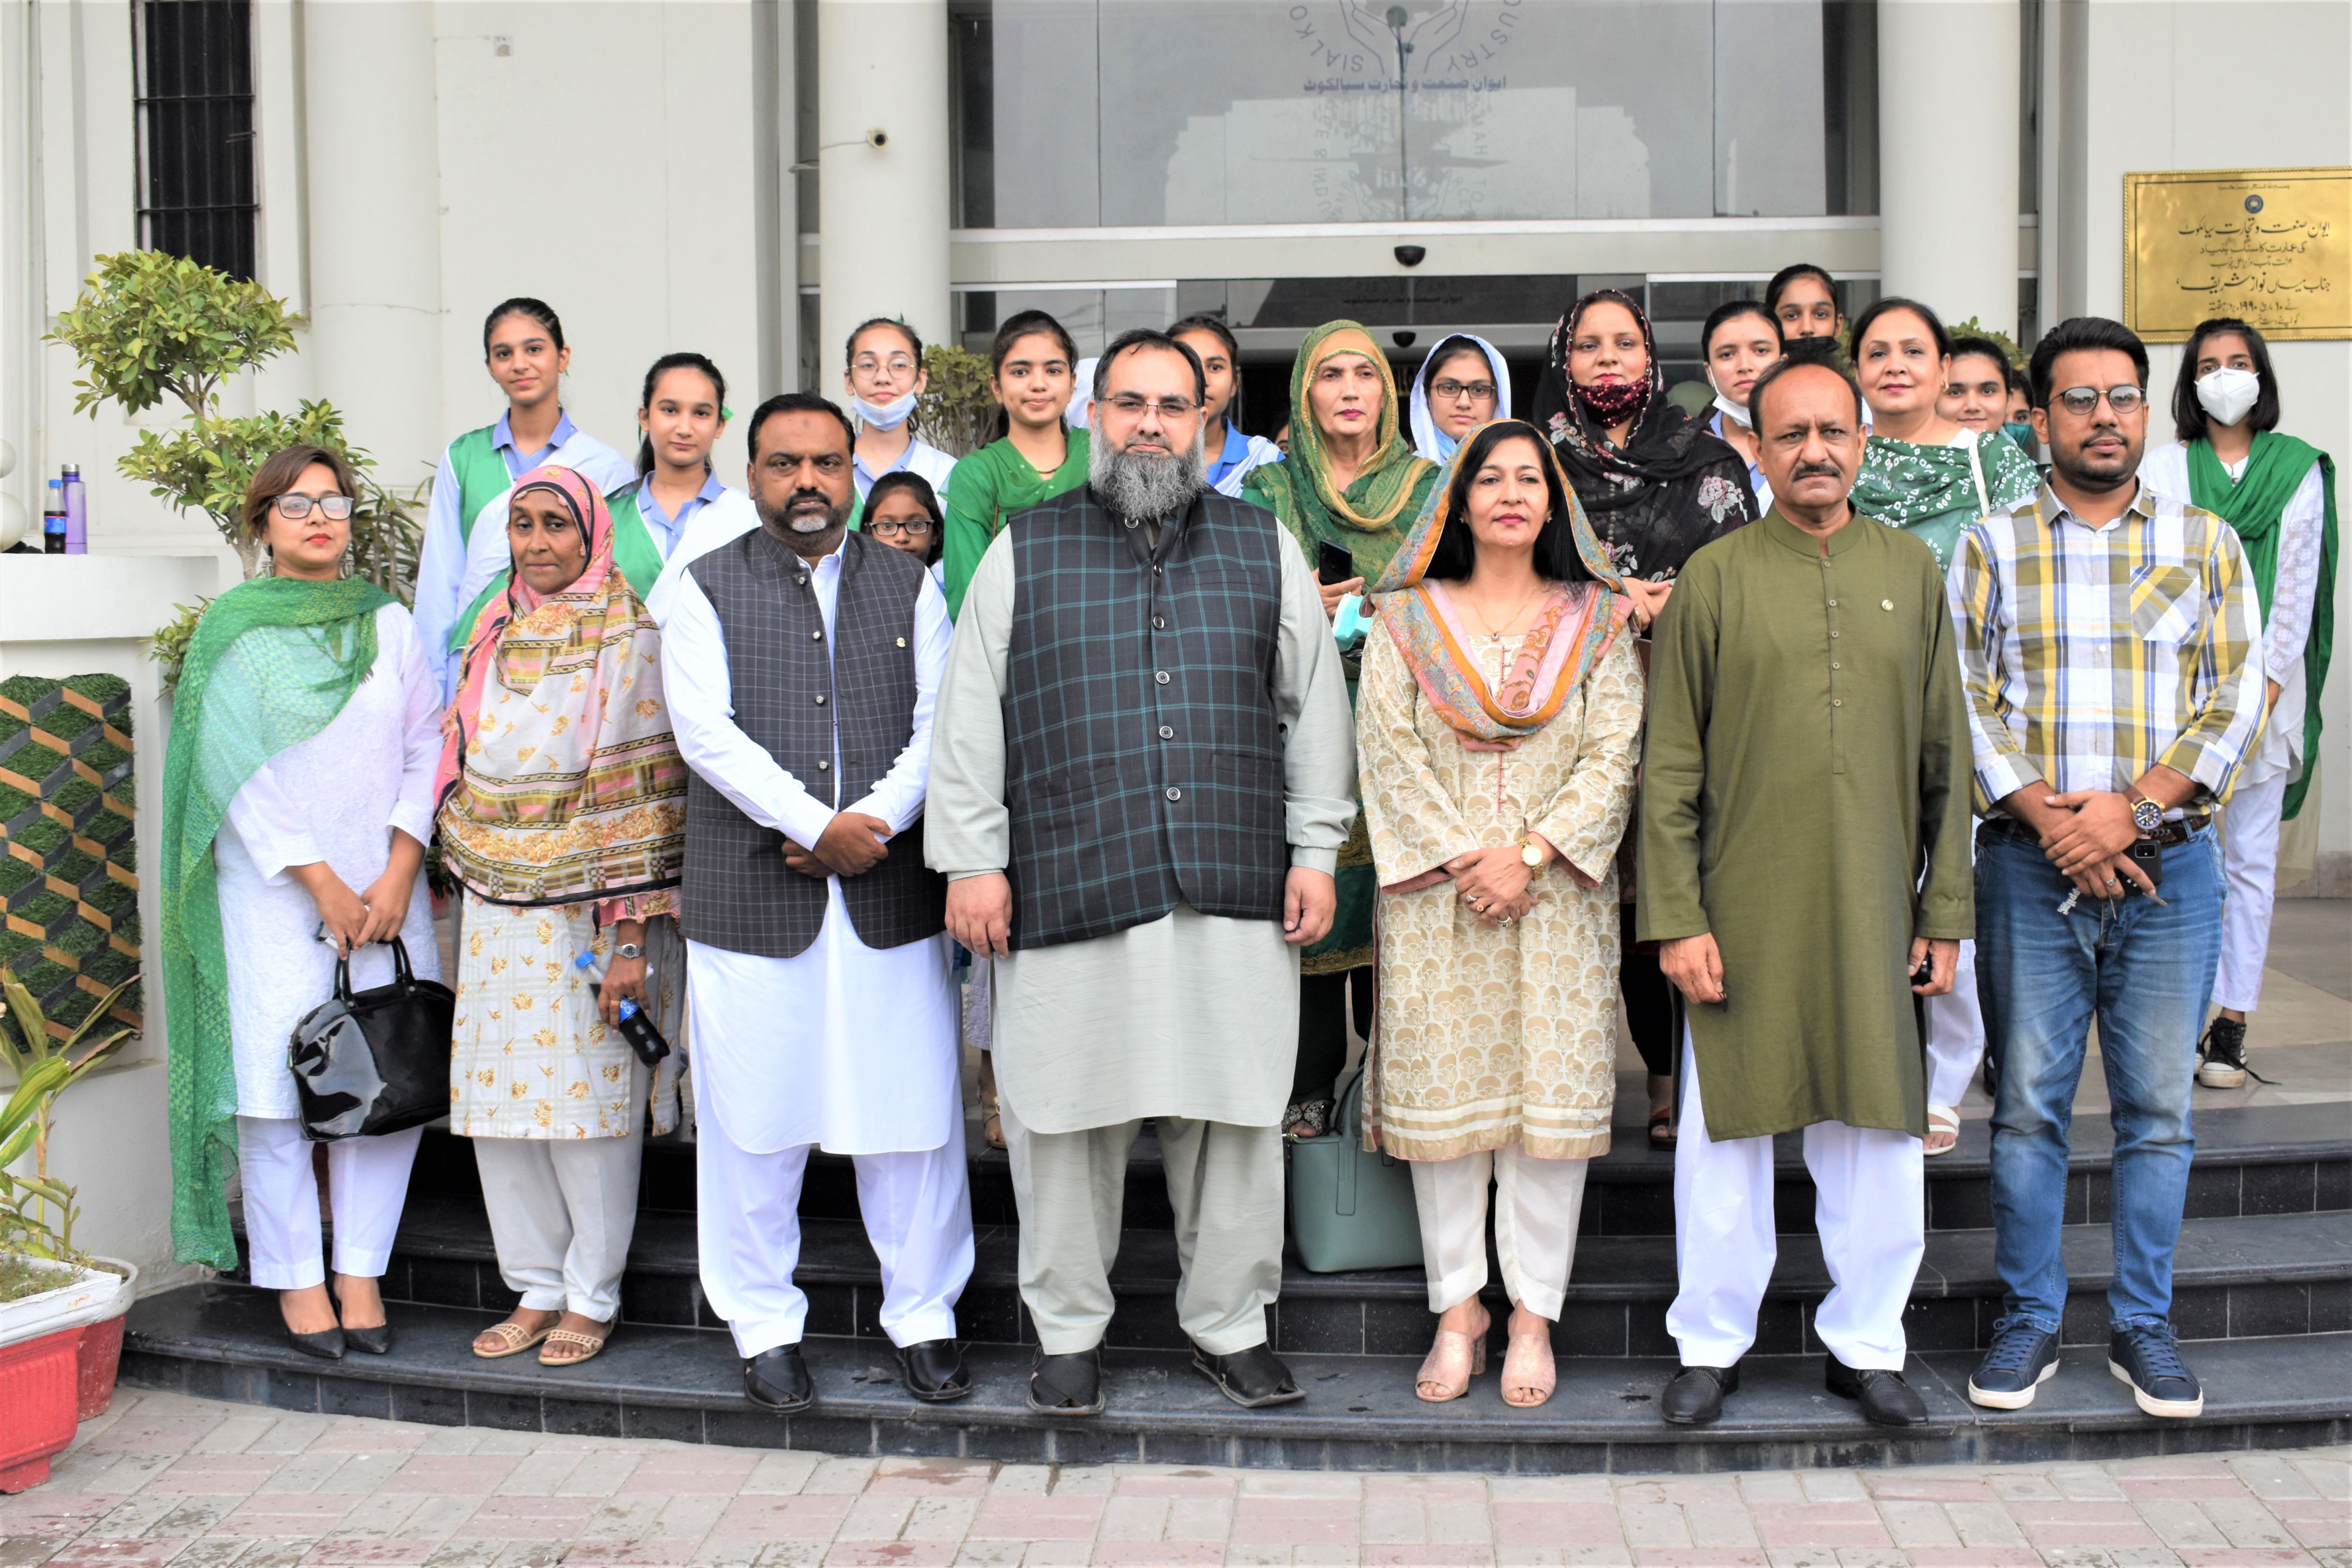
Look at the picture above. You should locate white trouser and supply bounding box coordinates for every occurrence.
[236,1116,420,1291]
[2216,769,2288,1015]
[473,1131,643,1322]
[693,1078,974,1359]
[1409,1148,1589,1319]
[1923,938,1984,1109]
[1666,1035,1924,1371]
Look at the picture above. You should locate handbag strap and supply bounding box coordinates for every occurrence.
[332,951,353,1002]
[1967,432,1990,517]
[1333,1066,1363,1217]
[385,933,415,991]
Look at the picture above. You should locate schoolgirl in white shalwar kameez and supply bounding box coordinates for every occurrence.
[661,536,971,1358]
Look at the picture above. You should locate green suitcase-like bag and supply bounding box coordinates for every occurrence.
[1287,1062,1423,1274]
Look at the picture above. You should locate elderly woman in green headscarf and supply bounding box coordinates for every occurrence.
[1243,321,1442,1138]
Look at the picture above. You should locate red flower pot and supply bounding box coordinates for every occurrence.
[0,1323,82,1493]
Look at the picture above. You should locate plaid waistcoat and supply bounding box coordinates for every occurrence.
[681,527,944,958]
[1005,485,1288,951]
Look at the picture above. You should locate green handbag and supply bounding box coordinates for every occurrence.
[1287,1063,1424,1274]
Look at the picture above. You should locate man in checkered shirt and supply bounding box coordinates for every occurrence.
[1952,316,2264,1424]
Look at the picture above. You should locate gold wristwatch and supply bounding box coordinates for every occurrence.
[1519,839,1545,869]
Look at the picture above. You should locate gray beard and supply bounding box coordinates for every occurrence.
[1092,430,1206,524]
[757,493,849,545]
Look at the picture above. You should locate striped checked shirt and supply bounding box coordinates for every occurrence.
[1950,480,2265,818]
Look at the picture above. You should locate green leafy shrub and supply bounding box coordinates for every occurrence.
[916,344,999,458]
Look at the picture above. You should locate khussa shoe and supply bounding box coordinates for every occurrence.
[1191,1343,1305,1408]
[1027,1346,1105,1416]
[2109,1323,2203,1418]
[1824,1355,1928,1426]
[1968,1318,2060,1409]
[1660,1363,1738,1426]
[743,1345,813,1413]
[897,1339,971,1403]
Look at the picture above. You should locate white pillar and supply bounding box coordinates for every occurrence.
[300,1,442,482]
[817,0,950,380]
[1879,0,2020,336]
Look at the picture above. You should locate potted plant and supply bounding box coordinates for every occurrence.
[0,964,141,1489]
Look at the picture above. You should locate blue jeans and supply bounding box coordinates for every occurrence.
[1976,821,2222,1332]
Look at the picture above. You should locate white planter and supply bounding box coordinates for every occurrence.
[0,1256,130,1349]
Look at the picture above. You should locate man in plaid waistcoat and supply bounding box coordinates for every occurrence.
[929,331,1358,1416]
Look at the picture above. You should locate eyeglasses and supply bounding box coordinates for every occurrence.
[868,518,934,539]
[852,355,918,377]
[1430,379,1497,402]
[1103,393,1200,418]
[273,494,355,521]
[2050,384,2146,416]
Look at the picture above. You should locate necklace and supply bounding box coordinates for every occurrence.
[1464,577,1549,641]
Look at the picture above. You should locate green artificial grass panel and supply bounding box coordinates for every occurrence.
[0,675,57,707]
[83,879,134,916]
[53,920,104,959]
[0,929,38,967]
[0,784,31,821]
[39,705,97,743]
[9,743,66,781]
[50,989,97,1028]
[83,808,132,845]
[62,674,129,705]
[0,858,36,895]
[19,890,73,927]
[51,848,101,887]
[84,949,137,986]
[15,818,68,857]
[79,739,131,774]
[52,779,98,815]
[0,711,24,741]
[105,776,133,810]
[15,956,71,996]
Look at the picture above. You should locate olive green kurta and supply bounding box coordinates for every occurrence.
[1636,509,1973,1141]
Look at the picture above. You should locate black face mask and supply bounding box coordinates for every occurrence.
[1573,377,1649,429]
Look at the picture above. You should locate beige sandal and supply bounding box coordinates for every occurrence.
[1415,1304,1491,1403]
[539,1326,609,1367]
[472,1317,555,1360]
[1501,1328,1557,1408]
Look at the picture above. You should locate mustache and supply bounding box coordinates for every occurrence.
[1790,459,1845,483]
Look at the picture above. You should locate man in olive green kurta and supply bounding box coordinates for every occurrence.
[1637,358,1972,1430]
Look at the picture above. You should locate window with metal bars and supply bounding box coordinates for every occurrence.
[133,0,257,280]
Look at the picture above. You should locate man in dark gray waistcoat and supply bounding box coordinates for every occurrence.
[927,331,1357,1417]
[663,393,974,1415]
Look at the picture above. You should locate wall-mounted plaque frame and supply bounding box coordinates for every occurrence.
[2123,167,2350,343]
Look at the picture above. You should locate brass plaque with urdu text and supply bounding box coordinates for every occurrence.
[2124,167,2350,343]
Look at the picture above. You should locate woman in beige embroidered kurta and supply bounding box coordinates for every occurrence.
[1361,623,1644,1161]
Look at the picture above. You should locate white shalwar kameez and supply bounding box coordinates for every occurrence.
[662,538,971,1358]
[214,604,443,1288]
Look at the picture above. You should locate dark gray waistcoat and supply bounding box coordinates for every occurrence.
[681,527,943,958]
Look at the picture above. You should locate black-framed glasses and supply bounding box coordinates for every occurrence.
[2051,384,2146,416]
[868,518,934,539]
[1103,393,1199,418]
[1430,379,1498,402]
[273,494,355,521]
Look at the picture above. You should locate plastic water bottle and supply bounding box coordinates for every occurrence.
[60,464,86,554]
[43,479,66,554]
[574,950,670,1065]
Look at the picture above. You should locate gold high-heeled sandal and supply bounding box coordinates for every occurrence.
[1415,1305,1491,1403]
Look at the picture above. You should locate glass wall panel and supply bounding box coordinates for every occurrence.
[956,0,1882,228]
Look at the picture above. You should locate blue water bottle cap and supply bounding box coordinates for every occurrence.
[574,953,594,969]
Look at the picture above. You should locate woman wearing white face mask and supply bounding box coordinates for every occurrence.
[844,318,958,501]
[1697,301,1782,514]
[2141,318,2338,1092]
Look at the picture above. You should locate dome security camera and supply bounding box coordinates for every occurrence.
[867,128,889,149]
[1393,331,1418,348]
[1394,245,1426,268]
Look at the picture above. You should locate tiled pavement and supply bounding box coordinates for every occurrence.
[2,1391,2346,1567]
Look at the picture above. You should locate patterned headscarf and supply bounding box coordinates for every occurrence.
[1532,289,1758,584]
[436,465,686,908]
[1369,420,1634,746]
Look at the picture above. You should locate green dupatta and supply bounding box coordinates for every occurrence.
[1241,321,1441,588]
[1852,428,2041,572]
[2188,431,2338,819]
[161,574,394,1268]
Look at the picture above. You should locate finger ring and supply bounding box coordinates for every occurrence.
[2105,877,2119,886]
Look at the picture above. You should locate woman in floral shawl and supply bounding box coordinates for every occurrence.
[1532,288,1757,1150]
[1358,419,1643,1410]
[436,464,688,1369]
[1242,321,1442,1138]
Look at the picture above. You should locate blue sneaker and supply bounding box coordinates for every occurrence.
[1967,1317,2060,1409]
[2109,1322,2204,1418]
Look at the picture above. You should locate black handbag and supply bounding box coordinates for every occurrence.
[288,934,455,1141]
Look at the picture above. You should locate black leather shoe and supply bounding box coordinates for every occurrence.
[743,1346,813,1413]
[897,1339,971,1403]
[285,1324,345,1361]
[1660,1363,1738,1425]
[1190,1343,1305,1409]
[1028,1347,1105,1416]
[340,1322,392,1356]
[1825,1355,1929,1427]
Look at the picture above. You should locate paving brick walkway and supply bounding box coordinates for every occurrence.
[1,1391,2344,1567]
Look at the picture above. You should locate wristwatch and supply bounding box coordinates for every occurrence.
[1519,839,1545,869]
[614,942,645,961]
[2124,787,2164,836]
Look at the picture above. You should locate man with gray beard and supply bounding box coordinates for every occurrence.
[928,330,1358,1416]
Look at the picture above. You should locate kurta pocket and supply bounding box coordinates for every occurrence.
[2129,564,2200,643]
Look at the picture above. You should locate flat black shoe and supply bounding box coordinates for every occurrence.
[1661,1363,1737,1426]
[1190,1343,1305,1409]
[285,1324,345,1360]
[897,1339,971,1403]
[743,1345,813,1413]
[340,1322,392,1356]
[1028,1347,1105,1416]
[1825,1355,1929,1427]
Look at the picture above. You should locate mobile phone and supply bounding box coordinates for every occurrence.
[2127,838,2165,892]
[1317,539,1357,586]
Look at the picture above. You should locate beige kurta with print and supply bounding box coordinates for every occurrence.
[1360,617,1645,1162]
